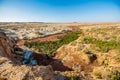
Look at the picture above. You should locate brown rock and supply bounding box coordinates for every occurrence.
[0,33,56,80]
[0,32,15,59]
[0,60,56,80]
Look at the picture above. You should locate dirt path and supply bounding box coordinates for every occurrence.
[31,32,69,42]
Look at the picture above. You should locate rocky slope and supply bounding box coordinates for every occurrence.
[0,32,15,59]
[0,32,56,80]
[0,61,55,80]
[54,27,120,80]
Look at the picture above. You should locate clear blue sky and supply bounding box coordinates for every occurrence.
[0,0,120,22]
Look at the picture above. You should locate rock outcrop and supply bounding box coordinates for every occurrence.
[0,32,56,80]
[54,44,97,71]
[0,60,55,80]
[0,32,15,59]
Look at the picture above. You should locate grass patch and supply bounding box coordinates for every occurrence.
[93,71,102,79]
[24,31,81,57]
[106,71,120,80]
[82,37,120,53]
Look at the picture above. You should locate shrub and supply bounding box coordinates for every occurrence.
[106,71,120,80]
[24,31,81,57]
[93,71,102,79]
[82,37,120,53]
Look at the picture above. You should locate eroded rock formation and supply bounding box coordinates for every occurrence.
[0,32,56,80]
[0,32,15,59]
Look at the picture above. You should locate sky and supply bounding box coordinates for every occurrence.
[0,0,120,22]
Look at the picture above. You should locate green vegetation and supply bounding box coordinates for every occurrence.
[82,37,120,53]
[59,31,80,44]
[24,31,81,57]
[65,76,79,80]
[65,72,79,80]
[36,32,43,35]
[106,71,120,80]
[93,71,102,79]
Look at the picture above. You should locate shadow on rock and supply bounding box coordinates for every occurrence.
[33,53,72,71]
